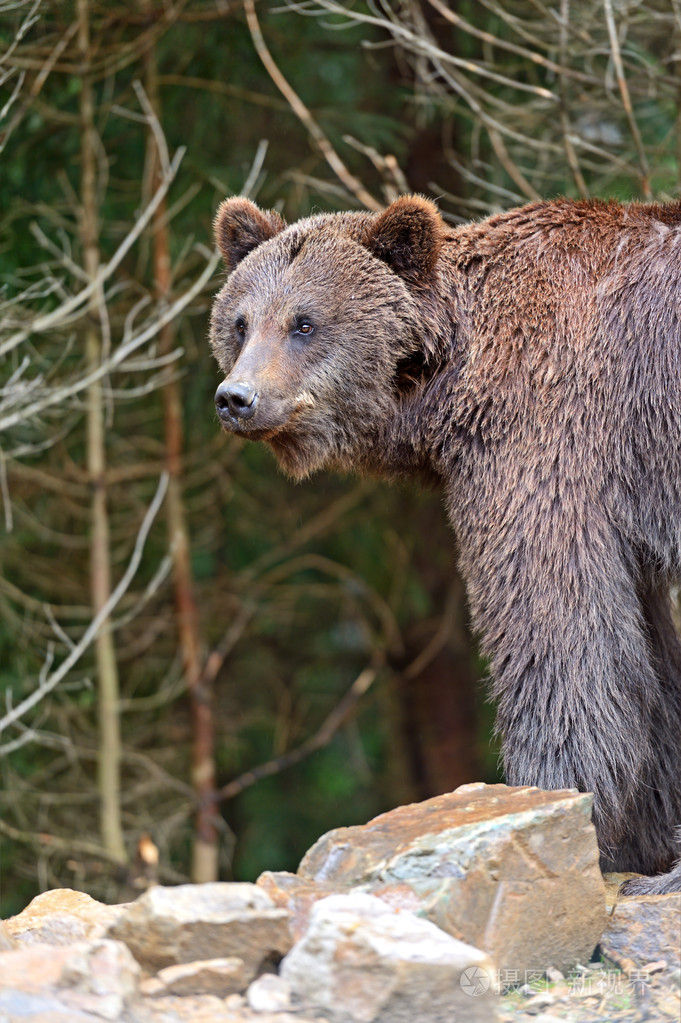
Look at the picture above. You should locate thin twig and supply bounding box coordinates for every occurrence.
[0,247,220,433]
[0,146,186,358]
[240,137,269,199]
[215,666,377,802]
[422,0,598,85]
[602,0,651,199]
[0,472,169,737]
[243,0,381,211]
[487,126,542,202]
[558,0,589,198]
[0,815,128,865]
[0,18,79,155]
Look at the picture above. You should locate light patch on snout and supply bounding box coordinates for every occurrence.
[294,390,316,408]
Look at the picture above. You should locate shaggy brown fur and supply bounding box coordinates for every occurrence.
[210,194,681,895]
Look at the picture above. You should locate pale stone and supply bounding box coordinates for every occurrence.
[0,921,16,951]
[0,989,103,1021]
[0,938,140,1022]
[106,881,291,977]
[246,972,292,1012]
[0,944,73,993]
[224,992,245,1010]
[6,889,126,947]
[58,938,141,1020]
[299,783,607,974]
[281,892,498,1023]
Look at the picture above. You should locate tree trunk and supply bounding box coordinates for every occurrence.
[78,0,126,864]
[144,43,218,883]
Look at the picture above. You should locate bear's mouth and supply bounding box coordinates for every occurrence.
[217,400,307,446]
[217,413,279,442]
[217,390,317,434]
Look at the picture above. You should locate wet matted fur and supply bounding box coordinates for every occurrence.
[210,195,681,896]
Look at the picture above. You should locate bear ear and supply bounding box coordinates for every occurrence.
[214,197,286,272]
[364,195,443,283]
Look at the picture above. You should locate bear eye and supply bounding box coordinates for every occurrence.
[294,321,314,337]
[235,317,246,337]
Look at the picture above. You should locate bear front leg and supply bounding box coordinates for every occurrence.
[450,479,664,874]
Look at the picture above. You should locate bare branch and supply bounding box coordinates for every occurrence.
[243,0,382,210]
[0,145,186,358]
[0,246,220,433]
[558,0,589,198]
[0,15,79,155]
[240,137,269,199]
[0,472,169,739]
[602,0,651,199]
[216,666,378,802]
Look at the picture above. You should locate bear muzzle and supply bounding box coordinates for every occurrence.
[215,379,260,425]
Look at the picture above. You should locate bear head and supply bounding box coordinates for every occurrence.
[210,195,445,479]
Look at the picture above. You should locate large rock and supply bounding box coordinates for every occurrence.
[281,892,498,1023]
[298,782,607,974]
[106,881,292,978]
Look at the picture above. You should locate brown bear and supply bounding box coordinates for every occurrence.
[210,194,681,896]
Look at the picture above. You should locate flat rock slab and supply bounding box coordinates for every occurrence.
[106,882,292,977]
[142,956,248,997]
[601,892,681,970]
[299,782,607,974]
[281,892,498,1023]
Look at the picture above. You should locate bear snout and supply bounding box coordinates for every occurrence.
[215,379,260,423]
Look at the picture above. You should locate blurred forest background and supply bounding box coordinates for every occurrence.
[1,0,680,915]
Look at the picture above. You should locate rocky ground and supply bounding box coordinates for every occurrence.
[1,783,679,1022]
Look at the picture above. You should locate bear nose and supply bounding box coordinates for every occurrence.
[215,380,259,421]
